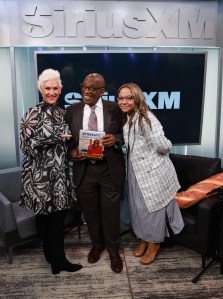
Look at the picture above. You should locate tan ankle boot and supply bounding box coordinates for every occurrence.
[140,243,160,265]
[134,240,148,257]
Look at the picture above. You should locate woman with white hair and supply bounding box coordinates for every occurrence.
[20,69,82,274]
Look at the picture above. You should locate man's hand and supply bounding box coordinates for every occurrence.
[102,134,118,147]
[70,148,85,161]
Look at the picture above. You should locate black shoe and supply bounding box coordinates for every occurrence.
[45,256,51,264]
[42,242,51,264]
[51,260,83,275]
[88,246,104,263]
[109,252,123,273]
[43,246,51,264]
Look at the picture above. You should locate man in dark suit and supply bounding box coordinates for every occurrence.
[66,73,125,273]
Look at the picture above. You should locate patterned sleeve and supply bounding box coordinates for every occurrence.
[20,107,41,156]
[40,107,71,145]
[145,111,172,154]
[20,106,68,157]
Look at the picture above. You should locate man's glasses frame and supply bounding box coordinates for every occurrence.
[81,85,104,93]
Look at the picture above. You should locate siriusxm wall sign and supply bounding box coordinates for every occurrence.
[35,51,206,145]
[17,1,217,46]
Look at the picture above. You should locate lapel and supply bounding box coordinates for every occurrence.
[127,113,138,152]
[123,123,129,146]
[70,102,84,142]
[102,100,112,133]
[75,102,84,131]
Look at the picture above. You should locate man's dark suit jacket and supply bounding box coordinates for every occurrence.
[66,100,126,189]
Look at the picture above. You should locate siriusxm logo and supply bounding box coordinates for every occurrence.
[64,91,180,110]
[21,5,214,40]
[145,91,180,109]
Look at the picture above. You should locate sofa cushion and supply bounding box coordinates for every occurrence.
[12,202,37,238]
[175,172,223,209]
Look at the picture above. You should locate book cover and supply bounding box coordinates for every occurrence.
[79,130,105,160]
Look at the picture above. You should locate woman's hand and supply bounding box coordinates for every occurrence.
[61,134,72,138]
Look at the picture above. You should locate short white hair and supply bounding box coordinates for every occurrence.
[37,69,62,90]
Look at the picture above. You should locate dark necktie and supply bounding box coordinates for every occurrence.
[88,105,97,131]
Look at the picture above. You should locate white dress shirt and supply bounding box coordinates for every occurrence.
[83,97,104,132]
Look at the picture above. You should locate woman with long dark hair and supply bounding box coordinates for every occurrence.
[117,82,184,265]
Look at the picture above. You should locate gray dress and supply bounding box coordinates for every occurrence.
[128,160,184,243]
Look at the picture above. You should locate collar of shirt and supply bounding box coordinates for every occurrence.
[83,98,104,131]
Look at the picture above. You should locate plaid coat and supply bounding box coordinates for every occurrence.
[124,111,180,213]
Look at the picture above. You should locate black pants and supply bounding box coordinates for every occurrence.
[36,210,67,266]
[77,161,121,253]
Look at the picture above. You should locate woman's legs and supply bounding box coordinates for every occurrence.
[140,243,160,265]
[134,240,148,257]
[36,210,82,274]
[36,214,51,263]
[48,210,83,274]
[48,210,67,265]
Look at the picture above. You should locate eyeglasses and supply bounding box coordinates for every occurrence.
[81,85,104,93]
[117,96,134,103]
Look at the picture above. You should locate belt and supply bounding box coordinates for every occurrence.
[89,157,106,164]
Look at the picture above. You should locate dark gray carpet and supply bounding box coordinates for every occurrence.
[0,226,222,299]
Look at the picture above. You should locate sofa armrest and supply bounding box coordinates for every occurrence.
[0,192,17,233]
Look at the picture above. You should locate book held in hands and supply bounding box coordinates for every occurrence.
[79,130,105,160]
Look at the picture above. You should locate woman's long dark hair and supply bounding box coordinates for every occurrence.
[117,83,151,134]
